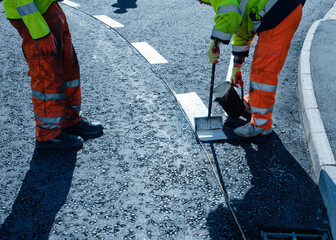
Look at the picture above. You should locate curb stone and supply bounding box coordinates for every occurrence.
[298,2,336,238]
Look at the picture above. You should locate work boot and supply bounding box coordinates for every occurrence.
[35,131,84,150]
[62,118,103,136]
[233,122,273,138]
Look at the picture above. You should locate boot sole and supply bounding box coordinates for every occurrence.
[63,128,103,136]
[35,141,84,150]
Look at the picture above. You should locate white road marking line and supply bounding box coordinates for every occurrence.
[93,15,124,28]
[330,9,336,19]
[176,92,227,141]
[62,0,80,8]
[176,92,208,128]
[131,42,168,64]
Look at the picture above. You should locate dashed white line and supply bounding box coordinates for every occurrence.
[93,15,124,28]
[176,92,227,141]
[131,42,168,64]
[176,92,208,128]
[62,0,80,8]
[329,8,336,19]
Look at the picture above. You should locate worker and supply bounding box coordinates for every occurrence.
[199,0,305,138]
[3,0,103,149]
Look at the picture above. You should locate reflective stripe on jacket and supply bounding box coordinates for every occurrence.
[208,0,304,57]
[3,0,57,39]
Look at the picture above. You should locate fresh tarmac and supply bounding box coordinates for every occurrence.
[0,1,334,239]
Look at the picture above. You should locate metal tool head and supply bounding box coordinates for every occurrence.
[194,116,227,141]
[194,116,222,131]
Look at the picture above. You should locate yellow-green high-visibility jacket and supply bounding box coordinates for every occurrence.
[3,0,57,39]
[208,0,304,58]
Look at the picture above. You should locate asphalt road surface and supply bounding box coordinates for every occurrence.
[0,1,334,239]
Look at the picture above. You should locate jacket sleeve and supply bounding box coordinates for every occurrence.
[210,0,242,44]
[12,0,50,39]
[231,32,255,59]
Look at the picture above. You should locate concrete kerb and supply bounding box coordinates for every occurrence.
[298,2,336,238]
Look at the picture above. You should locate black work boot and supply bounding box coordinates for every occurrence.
[62,118,103,136]
[35,131,84,150]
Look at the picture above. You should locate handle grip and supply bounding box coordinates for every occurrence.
[213,39,219,53]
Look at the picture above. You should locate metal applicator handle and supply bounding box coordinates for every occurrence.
[208,39,219,119]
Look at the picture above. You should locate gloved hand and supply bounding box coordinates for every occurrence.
[230,67,243,87]
[207,40,220,63]
[35,33,57,57]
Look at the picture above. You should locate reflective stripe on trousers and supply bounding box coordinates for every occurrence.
[10,3,82,141]
[246,4,302,129]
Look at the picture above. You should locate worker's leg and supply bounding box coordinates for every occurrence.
[49,4,103,136]
[248,4,302,130]
[10,10,66,142]
[45,3,83,128]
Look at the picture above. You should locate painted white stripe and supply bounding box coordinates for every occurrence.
[329,8,336,19]
[94,15,124,28]
[176,92,227,141]
[131,42,168,64]
[176,92,208,128]
[62,0,80,7]
[331,12,336,19]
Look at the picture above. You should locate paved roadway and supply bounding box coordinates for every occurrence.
[0,0,334,239]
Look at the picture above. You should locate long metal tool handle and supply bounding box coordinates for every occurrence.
[241,82,244,102]
[207,39,219,119]
[208,63,216,119]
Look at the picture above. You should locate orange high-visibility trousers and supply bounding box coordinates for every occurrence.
[10,3,82,141]
[245,4,302,129]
